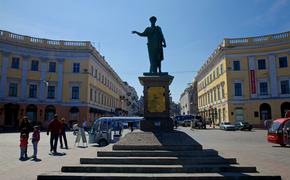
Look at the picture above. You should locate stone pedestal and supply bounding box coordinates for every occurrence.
[139,73,174,132]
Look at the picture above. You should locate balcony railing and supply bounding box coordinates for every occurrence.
[223,31,290,46]
[0,29,92,50]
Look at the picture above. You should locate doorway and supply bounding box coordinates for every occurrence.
[4,103,20,127]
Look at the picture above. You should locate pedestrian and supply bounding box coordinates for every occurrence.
[47,114,61,154]
[285,110,290,118]
[31,125,40,160]
[19,133,28,160]
[129,122,134,132]
[19,116,32,158]
[59,118,69,149]
[264,119,272,129]
[174,119,178,129]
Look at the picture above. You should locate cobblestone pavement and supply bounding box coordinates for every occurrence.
[1,128,290,179]
[180,127,290,180]
[0,131,112,180]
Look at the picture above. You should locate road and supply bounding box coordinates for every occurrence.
[180,127,290,179]
[0,128,290,179]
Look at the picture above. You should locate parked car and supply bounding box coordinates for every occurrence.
[89,117,143,146]
[235,122,253,131]
[192,116,206,129]
[219,122,235,131]
[182,120,192,127]
[267,118,290,147]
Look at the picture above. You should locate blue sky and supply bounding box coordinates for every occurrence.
[1,0,290,102]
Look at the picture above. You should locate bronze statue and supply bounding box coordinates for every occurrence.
[132,16,166,73]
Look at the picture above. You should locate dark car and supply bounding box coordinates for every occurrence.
[235,122,253,131]
[192,116,206,129]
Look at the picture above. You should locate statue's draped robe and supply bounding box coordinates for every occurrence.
[139,26,165,73]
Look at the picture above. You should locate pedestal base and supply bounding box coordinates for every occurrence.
[139,74,174,132]
[140,117,173,132]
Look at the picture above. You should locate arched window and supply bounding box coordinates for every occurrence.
[260,103,272,120]
[26,104,37,124]
[69,107,79,122]
[45,105,56,121]
[281,102,290,117]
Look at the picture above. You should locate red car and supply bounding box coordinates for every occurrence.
[267,118,290,147]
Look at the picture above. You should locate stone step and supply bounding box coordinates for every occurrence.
[112,145,202,151]
[61,164,257,173]
[80,157,237,165]
[37,172,281,180]
[97,149,218,157]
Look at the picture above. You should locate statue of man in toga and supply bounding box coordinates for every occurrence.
[132,16,166,74]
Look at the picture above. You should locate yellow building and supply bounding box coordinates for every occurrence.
[196,31,290,127]
[0,30,131,129]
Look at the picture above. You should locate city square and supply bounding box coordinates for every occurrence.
[0,128,289,179]
[1,0,290,179]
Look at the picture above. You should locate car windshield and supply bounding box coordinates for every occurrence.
[242,122,249,125]
[268,122,282,133]
[224,122,231,125]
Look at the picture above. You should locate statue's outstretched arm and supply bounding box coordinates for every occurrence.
[132,28,148,37]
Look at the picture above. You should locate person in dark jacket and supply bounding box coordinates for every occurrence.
[59,118,69,149]
[19,116,32,158]
[47,114,61,154]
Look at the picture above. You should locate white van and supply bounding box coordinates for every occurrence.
[89,117,143,146]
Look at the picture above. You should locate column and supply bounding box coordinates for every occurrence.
[57,58,64,102]
[268,54,278,97]
[39,58,48,101]
[248,56,257,98]
[21,55,29,99]
[0,51,9,98]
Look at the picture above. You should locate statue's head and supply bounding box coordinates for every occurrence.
[149,16,157,24]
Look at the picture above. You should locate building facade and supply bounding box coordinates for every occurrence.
[196,31,290,127]
[180,80,198,115]
[123,82,139,116]
[0,30,131,129]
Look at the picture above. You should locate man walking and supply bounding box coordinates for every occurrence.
[47,114,61,154]
[59,118,69,149]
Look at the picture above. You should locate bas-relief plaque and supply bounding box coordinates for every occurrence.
[147,87,166,113]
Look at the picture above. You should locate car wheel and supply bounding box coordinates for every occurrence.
[98,139,108,147]
[248,128,252,131]
[280,143,286,147]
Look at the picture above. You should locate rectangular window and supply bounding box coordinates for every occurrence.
[281,80,290,94]
[233,61,240,71]
[259,82,268,95]
[220,64,223,73]
[90,88,93,101]
[95,69,98,78]
[72,86,79,99]
[31,60,39,71]
[73,63,80,73]
[279,56,288,68]
[11,57,20,69]
[49,62,56,72]
[221,85,225,98]
[91,66,94,76]
[94,90,97,102]
[234,83,242,96]
[9,83,18,97]
[258,59,266,70]
[29,84,37,98]
[47,86,55,99]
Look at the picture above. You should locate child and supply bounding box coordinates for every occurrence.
[32,126,40,160]
[19,133,28,160]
